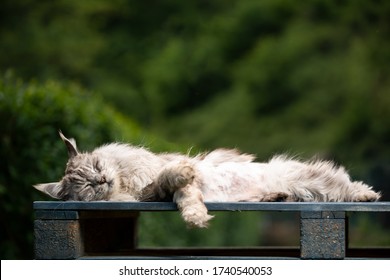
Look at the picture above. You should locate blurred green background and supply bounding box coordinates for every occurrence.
[1,0,389,259]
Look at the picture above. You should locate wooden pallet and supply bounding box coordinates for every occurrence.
[34,201,390,259]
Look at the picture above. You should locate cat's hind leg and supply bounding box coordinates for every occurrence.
[238,192,292,202]
[261,192,291,202]
[346,181,381,202]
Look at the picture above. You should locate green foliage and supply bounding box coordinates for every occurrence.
[349,214,390,247]
[139,212,264,248]
[1,0,388,167]
[1,0,390,258]
[0,73,158,259]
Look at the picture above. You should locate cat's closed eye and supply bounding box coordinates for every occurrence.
[93,160,102,172]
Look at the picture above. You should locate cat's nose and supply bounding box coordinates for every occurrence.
[94,175,106,184]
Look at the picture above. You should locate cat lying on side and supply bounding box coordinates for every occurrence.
[34,132,381,228]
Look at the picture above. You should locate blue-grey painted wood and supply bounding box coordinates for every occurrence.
[33,201,390,212]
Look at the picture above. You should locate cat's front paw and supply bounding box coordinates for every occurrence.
[174,164,195,189]
[156,161,197,201]
[181,205,214,228]
[174,185,212,228]
[161,162,196,192]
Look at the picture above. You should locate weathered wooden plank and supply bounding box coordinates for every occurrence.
[81,247,301,259]
[35,209,139,220]
[300,211,346,219]
[35,210,79,220]
[34,201,390,212]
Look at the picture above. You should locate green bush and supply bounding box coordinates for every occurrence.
[2,0,390,257]
[0,73,152,259]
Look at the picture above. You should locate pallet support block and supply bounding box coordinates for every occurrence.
[300,211,346,259]
[34,210,139,259]
[34,211,83,259]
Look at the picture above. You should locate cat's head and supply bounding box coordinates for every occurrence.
[34,132,116,201]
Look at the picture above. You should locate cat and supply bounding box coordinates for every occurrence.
[34,131,381,228]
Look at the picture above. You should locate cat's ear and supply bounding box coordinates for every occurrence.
[59,130,78,158]
[33,182,66,200]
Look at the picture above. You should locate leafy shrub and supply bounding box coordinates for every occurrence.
[0,73,151,259]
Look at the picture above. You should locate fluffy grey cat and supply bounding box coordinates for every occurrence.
[34,132,381,228]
